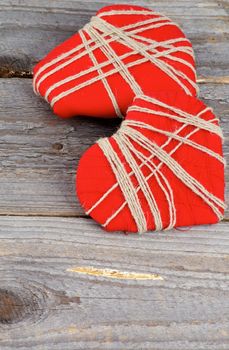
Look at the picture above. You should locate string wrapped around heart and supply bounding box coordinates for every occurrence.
[76,91,225,233]
[33,4,197,118]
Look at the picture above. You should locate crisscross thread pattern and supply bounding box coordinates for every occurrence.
[33,8,197,117]
[86,95,225,233]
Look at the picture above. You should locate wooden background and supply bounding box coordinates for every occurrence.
[0,0,229,349]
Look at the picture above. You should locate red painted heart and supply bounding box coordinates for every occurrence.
[76,91,225,233]
[33,4,197,119]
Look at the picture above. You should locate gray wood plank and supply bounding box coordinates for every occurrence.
[0,79,228,217]
[0,0,229,79]
[0,216,228,350]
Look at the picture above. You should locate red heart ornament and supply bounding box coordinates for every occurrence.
[33,4,197,118]
[76,91,225,233]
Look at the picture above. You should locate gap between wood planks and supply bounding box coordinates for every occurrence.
[0,68,33,78]
[1,69,229,84]
[0,213,228,223]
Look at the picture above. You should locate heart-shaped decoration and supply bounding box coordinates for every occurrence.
[33,4,197,119]
[76,91,225,233]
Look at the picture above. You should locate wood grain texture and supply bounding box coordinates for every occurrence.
[0,79,228,217]
[0,0,229,79]
[0,217,229,350]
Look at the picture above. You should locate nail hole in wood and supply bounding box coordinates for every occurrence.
[52,143,64,151]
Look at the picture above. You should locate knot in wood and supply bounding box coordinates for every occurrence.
[0,283,46,326]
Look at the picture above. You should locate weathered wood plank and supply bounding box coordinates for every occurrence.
[0,79,228,217]
[0,0,229,79]
[0,217,228,350]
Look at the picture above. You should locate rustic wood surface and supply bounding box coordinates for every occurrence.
[0,0,229,349]
[0,218,229,350]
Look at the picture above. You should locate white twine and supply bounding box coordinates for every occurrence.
[33,9,197,116]
[87,95,225,233]
[79,29,123,117]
